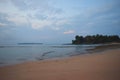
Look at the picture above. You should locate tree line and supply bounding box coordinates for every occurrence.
[72,34,120,44]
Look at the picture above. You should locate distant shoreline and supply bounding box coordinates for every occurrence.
[18,43,43,45]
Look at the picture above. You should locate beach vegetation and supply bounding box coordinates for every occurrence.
[72,34,120,44]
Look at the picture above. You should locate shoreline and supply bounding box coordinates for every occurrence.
[1,43,120,67]
[0,49,120,80]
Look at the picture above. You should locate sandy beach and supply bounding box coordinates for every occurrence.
[0,49,120,80]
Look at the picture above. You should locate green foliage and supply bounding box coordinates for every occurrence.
[72,34,120,44]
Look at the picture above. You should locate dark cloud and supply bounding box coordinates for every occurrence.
[12,0,29,10]
[0,13,14,27]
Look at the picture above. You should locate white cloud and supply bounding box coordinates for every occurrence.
[30,16,70,30]
[30,19,53,29]
[0,0,29,26]
[0,23,7,27]
[63,30,75,34]
[51,27,60,30]
[6,14,28,25]
[55,19,69,26]
[0,0,70,30]
[85,22,94,27]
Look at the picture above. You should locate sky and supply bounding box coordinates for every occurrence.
[0,0,120,44]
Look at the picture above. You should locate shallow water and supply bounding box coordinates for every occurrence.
[0,44,97,66]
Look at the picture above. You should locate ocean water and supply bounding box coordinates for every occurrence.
[0,44,97,66]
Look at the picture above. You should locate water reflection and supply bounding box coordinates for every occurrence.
[0,44,96,66]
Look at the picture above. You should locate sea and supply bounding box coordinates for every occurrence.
[0,44,99,66]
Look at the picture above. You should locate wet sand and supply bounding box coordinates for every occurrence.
[0,49,120,80]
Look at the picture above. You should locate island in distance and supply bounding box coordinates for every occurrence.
[18,43,43,45]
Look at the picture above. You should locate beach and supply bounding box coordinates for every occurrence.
[0,49,120,80]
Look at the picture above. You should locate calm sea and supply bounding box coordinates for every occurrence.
[0,44,98,66]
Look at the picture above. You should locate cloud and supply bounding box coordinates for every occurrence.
[63,30,75,34]
[0,23,6,27]
[0,0,120,44]
[11,0,29,10]
[30,18,70,30]
[0,1,120,30]
[0,0,68,30]
[52,27,60,30]
[0,0,29,26]
[30,19,53,29]
[6,14,29,26]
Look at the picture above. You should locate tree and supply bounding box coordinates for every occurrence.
[72,34,120,44]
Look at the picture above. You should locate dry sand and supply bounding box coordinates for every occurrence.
[0,49,120,80]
